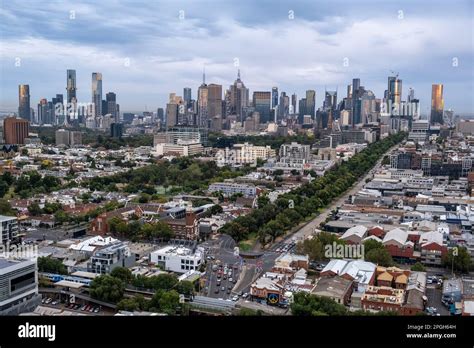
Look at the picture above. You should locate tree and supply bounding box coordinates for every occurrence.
[28,202,42,216]
[110,267,133,284]
[291,292,348,316]
[411,262,426,272]
[175,281,195,296]
[89,274,125,303]
[0,199,16,216]
[365,248,393,267]
[117,298,139,311]
[442,247,472,273]
[149,274,178,291]
[37,256,67,274]
[158,290,181,315]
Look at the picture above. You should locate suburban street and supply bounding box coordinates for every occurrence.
[289,143,400,242]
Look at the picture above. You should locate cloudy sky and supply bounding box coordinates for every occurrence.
[1,0,473,114]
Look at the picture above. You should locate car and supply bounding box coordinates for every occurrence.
[51,301,58,305]
[74,304,81,310]
[232,295,239,301]
[207,256,211,260]
[229,278,233,282]
[227,289,231,294]
[223,276,227,280]
[228,285,233,290]
[221,286,225,291]
[94,307,100,313]
[45,298,52,304]
[276,248,281,253]
[210,256,215,260]
[214,288,219,294]
[81,305,87,311]
[242,293,248,299]
[233,279,237,284]
[89,307,94,312]
[41,298,46,304]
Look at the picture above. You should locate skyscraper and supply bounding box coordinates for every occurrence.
[387,76,402,105]
[18,84,30,121]
[208,84,223,119]
[197,71,209,127]
[305,90,316,119]
[291,93,297,115]
[278,92,289,120]
[430,84,444,125]
[228,70,249,123]
[106,92,118,122]
[66,69,77,103]
[183,87,192,108]
[3,117,29,144]
[253,91,271,123]
[352,78,360,99]
[91,73,103,117]
[272,87,279,109]
[324,91,337,111]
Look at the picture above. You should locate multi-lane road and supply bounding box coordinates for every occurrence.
[199,144,400,300]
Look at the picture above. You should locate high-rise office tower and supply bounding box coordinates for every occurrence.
[253,91,271,123]
[91,73,103,117]
[157,108,164,123]
[407,87,415,103]
[18,84,31,121]
[387,76,402,105]
[324,91,337,111]
[352,78,360,99]
[66,69,77,103]
[3,117,29,144]
[228,70,249,123]
[183,87,192,108]
[305,90,316,119]
[197,71,209,127]
[208,84,223,119]
[37,98,49,125]
[298,98,306,123]
[430,84,444,125]
[272,87,279,109]
[106,92,118,122]
[278,92,290,120]
[291,93,297,115]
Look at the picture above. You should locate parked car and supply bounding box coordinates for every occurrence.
[214,288,219,294]
[93,307,100,313]
[221,286,225,291]
[232,295,239,301]
[242,293,249,299]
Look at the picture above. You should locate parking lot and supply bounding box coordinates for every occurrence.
[40,294,107,315]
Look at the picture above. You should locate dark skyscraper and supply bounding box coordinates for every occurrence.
[352,78,360,98]
[430,84,444,125]
[106,92,118,122]
[18,84,30,121]
[253,91,271,123]
[272,87,278,109]
[183,87,192,108]
[66,69,77,103]
[291,93,297,115]
[324,91,337,111]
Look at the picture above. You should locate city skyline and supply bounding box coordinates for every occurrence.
[1,0,473,114]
